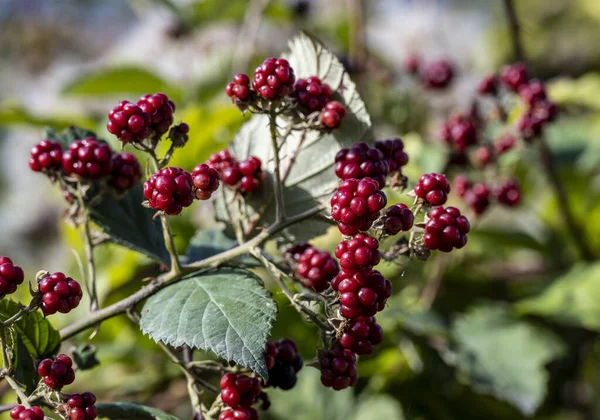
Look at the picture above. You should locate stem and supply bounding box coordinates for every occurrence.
[502,0,525,63]
[538,137,595,261]
[5,376,31,407]
[1,309,27,328]
[1,327,30,407]
[269,112,285,222]
[60,205,325,340]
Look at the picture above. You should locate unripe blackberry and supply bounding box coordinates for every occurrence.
[37,354,75,389]
[192,163,220,200]
[499,63,528,92]
[208,150,239,186]
[496,179,521,207]
[421,59,454,89]
[453,175,471,198]
[319,348,358,390]
[29,140,63,173]
[62,138,113,179]
[293,76,333,113]
[474,146,493,167]
[265,339,303,390]
[477,74,497,95]
[238,156,263,193]
[335,233,380,273]
[253,57,295,99]
[0,257,24,297]
[339,316,383,355]
[66,392,97,420]
[464,183,491,215]
[143,167,194,215]
[168,122,190,148]
[10,406,44,420]
[38,272,82,316]
[414,173,451,206]
[321,101,346,129]
[107,101,150,143]
[220,373,262,408]
[404,54,420,75]
[516,112,543,140]
[330,178,388,236]
[335,142,389,188]
[332,269,392,318]
[288,244,338,292]
[531,100,558,124]
[226,73,251,102]
[494,134,516,154]
[219,408,258,420]
[518,80,546,105]
[440,114,477,152]
[374,138,409,174]
[383,204,414,234]
[424,206,470,252]
[108,153,142,192]
[137,93,175,135]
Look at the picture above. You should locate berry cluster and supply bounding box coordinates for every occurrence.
[293,77,333,113]
[137,93,176,135]
[330,178,387,235]
[207,151,264,194]
[335,234,380,274]
[440,114,478,152]
[226,74,251,102]
[339,316,383,356]
[335,142,389,188]
[382,204,414,235]
[319,348,358,390]
[499,62,528,92]
[321,101,346,129]
[219,408,258,420]
[220,373,261,419]
[62,138,113,179]
[10,406,44,420]
[38,272,82,316]
[496,179,521,207]
[253,57,296,99]
[37,354,75,389]
[374,138,409,175]
[454,175,521,215]
[109,153,143,192]
[332,269,391,319]
[414,173,451,206]
[286,244,339,292]
[29,139,63,173]
[477,74,497,95]
[65,392,97,420]
[192,163,220,200]
[264,339,304,390]
[143,167,194,215]
[420,59,455,89]
[423,206,470,252]
[0,256,24,297]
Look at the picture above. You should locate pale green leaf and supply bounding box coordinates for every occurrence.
[96,402,179,420]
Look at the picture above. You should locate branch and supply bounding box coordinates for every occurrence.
[502,0,525,63]
[269,112,286,223]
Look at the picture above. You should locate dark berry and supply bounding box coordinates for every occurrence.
[330,178,387,236]
[38,272,82,316]
[477,74,497,95]
[464,183,491,215]
[499,63,528,91]
[137,93,176,135]
[335,233,380,273]
[453,175,471,198]
[220,373,262,408]
[424,206,470,252]
[253,57,295,99]
[238,156,263,193]
[293,76,333,113]
[494,134,516,154]
[335,142,389,188]
[516,111,543,140]
[226,73,251,102]
[440,114,477,152]
[339,316,383,355]
[62,138,113,179]
[474,146,493,167]
[404,54,420,74]
[421,59,454,89]
[143,167,194,215]
[219,408,259,420]
[29,140,63,172]
[37,354,75,389]
[383,204,414,234]
[0,256,24,297]
[108,152,142,192]
[531,100,558,124]
[414,173,451,206]
[287,244,338,292]
[321,101,346,129]
[107,100,150,143]
[169,122,190,147]
[496,179,521,207]
[374,138,409,174]
[192,163,220,200]
[332,269,392,318]
[67,392,97,420]
[265,339,303,390]
[319,348,358,390]
[518,80,546,105]
[10,406,44,420]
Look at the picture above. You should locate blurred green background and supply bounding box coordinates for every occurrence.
[2,0,600,419]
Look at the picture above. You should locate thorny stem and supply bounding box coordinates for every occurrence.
[269,111,286,223]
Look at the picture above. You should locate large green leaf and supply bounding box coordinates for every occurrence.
[89,183,170,264]
[96,402,179,420]
[14,336,38,394]
[0,299,60,360]
[139,268,277,377]
[214,32,372,243]
[0,105,95,130]
[515,263,600,330]
[449,305,566,416]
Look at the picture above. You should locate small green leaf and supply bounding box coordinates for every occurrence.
[96,402,179,420]
[140,268,277,377]
[184,228,256,266]
[71,344,100,371]
[449,305,566,416]
[43,126,98,149]
[89,184,169,264]
[0,299,60,360]
[515,263,600,330]
[14,336,38,395]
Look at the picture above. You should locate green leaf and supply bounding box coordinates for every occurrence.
[72,344,100,371]
[89,183,170,264]
[96,402,179,420]
[0,299,60,360]
[515,263,600,330]
[43,126,99,149]
[14,335,38,394]
[214,32,372,243]
[449,305,566,416]
[140,268,277,377]
[184,228,256,266]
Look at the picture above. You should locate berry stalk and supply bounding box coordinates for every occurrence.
[268,112,286,223]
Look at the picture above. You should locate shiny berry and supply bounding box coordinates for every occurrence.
[264,339,303,390]
[421,59,454,89]
[293,76,333,113]
[499,62,528,91]
[319,348,358,390]
[330,178,387,236]
[219,408,258,420]
[464,183,491,215]
[339,316,383,355]
[0,256,24,297]
[226,73,251,102]
[137,93,176,135]
[496,179,521,207]
[287,244,338,292]
[414,173,451,206]
[67,392,97,420]
[424,206,470,252]
[321,101,346,129]
[332,269,392,318]
[494,134,516,154]
[10,406,44,420]
[220,373,262,408]
[335,142,389,188]
[29,140,63,172]
[108,152,142,192]
[37,354,75,390]
[62,138,113,179]
[374,138,409,174]
[335,233,380,273]
[192,163,220,200]
[143,167,194,215]
[38,272,82,316]
[107,100,150,143]
[383,204,414,234]
[440,114,477,152]
[253,57,295,99]
[474,146,493,167]
[518,80,546,105]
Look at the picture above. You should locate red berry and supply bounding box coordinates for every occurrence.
[474,146,493,167]
[67,393,97,420]
[464,183,491,215]
[424,206,470,252]
[137,93,176,135]
[38,272,82,316]
[264,339,303,390]
[319,348,358,390]
[339,316,383,355]
[10,406,44,420]
[335,233,380,273]
[494,134,516,154]
[287,244,338,292]
[331,178,387,236]
[109,152,142,192]
[496,179,521,207]
[414,173,451,206]
[107,100,150,143]
[516,111,543,141]
[0,256,24,296]
[143,167,194,215]
[383,204,414,234]
[37,354,75,390]
[219,408,258,420]
[477,74,497,95]
[335,142,389,188]
[499,62,528,91]
[374,138,409,174]
[293,76,333,113]
[62,138,113,179]
[29,140,63,173]
[518,80,546,105]
[226,73,251,102]
[253,58,295,99]
[192,163,220,200]
[220,374,261,408]
[421,59,454,89]
[440,114,477,152]
[321,101,346,129]
[332,269,392,318]
[453,175,471,198]
[404,54,420,74]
